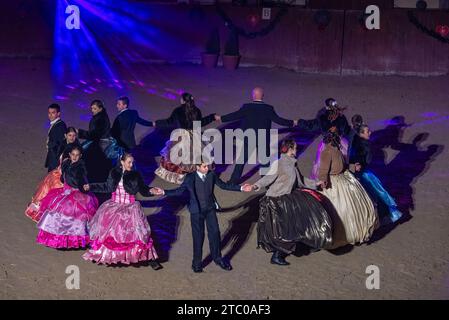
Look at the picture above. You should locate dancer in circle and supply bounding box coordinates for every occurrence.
[350,123,403,224]
[216,87,296,184]
[45,103,67,172]
[154,92,215,184]
[78,100,112,154]
[82,153,162,270]
[153,160,252,273]
[26,127,80,222]
[110,96,154,152]
[78,100,125,181]
[36,145,98,249]
[296,98,351,180]
[317,131,378,248]
[347,114,364,161]
[253,139,335,265]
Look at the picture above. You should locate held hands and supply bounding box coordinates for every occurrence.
[150,187,164,196]
[241,183,253,192]
[316,181,327,190]
[293,119,298,126]
[83,184,90,191]
[329,126,338,133]
[214,114,222,122]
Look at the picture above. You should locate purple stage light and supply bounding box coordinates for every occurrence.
[163,93,177,100]
[76,102,88,109]
[79,114,92,122]
[421,112,439,118]
[414,115,449,127]
[54,95,68,101]
[52,0,120,97]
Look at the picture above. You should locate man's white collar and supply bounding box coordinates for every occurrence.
[50,118,60,126]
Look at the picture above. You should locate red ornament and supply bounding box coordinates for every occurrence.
[435,25,449,37]
[248,14,259,27]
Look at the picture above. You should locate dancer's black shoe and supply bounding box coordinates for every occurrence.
[149,260,163,270]
[270,251,290,266]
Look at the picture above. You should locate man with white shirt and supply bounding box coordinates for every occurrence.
[153,162,252,273]
[45,103,67,172]
[110,96,154,151]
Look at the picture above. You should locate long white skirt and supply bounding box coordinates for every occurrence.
[319,170,379,248]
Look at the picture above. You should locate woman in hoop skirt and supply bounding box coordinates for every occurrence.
[25,127,80,222]
[83,153,162,270]
[36,145,98,249]
[316,131,378,248]
[154,92,215,184]
[253,139,336,266]
[297,98,351,180]
[350,123,403,224]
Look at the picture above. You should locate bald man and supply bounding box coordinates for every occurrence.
[216,87,296,184]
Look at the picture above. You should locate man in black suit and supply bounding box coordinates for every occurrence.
[154,162,252,273]
[215,87,297,183]
[111,96,154,151]
[45,104,67,172]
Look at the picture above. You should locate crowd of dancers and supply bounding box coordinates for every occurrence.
[25,88,403,272]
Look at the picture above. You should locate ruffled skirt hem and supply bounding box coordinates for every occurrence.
[83,242,158,265]
[36,230,90,248]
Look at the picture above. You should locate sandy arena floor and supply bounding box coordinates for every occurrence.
[0,59,448,299]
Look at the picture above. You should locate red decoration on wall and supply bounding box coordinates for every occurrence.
[435,25,449,37]
[247,14,260,27]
